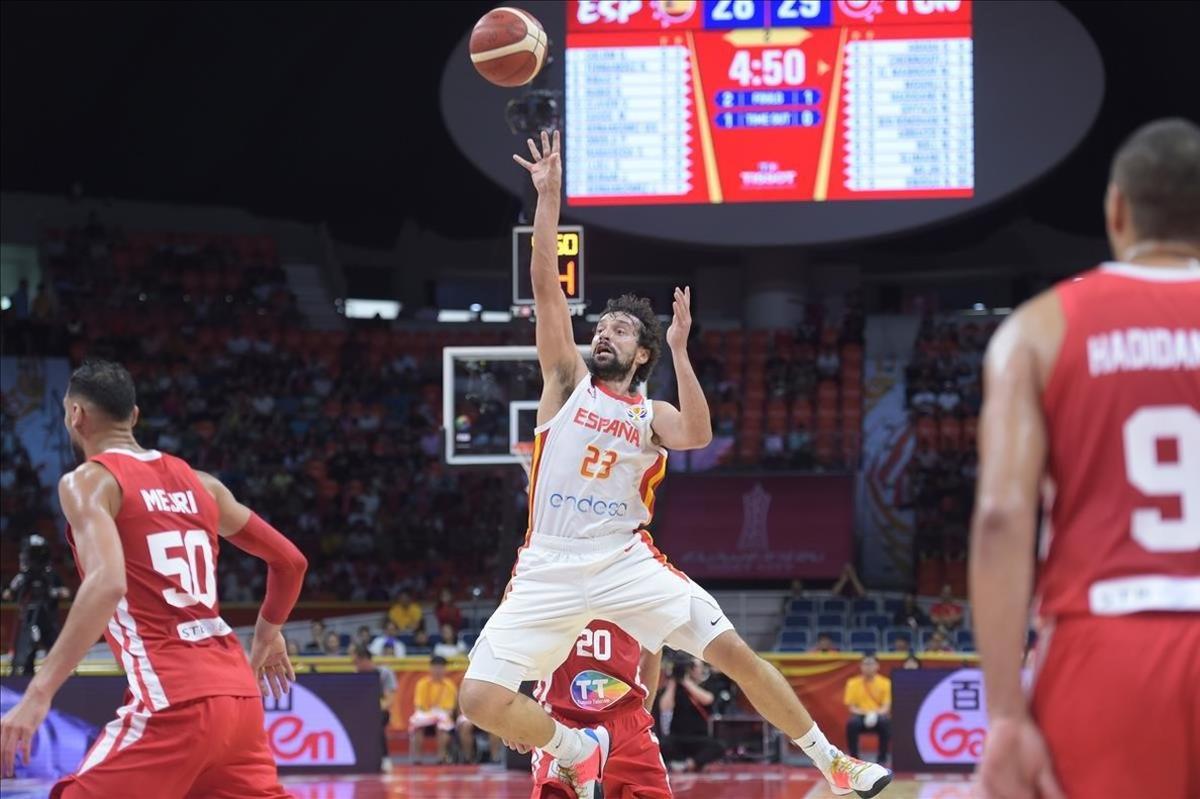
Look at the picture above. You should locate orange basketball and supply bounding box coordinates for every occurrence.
[469,7,548,88]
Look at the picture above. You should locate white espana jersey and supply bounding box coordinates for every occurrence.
[527,375,668,541]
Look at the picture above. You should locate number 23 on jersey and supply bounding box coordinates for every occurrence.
[580,445,618,479]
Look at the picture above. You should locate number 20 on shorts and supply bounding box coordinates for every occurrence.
[580,445,618,479]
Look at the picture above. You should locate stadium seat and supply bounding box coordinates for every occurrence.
[915,416,938,449]
[820,598,848,614]
[816,613,844,628]
[849,629,880,653]
[882,598,905,616]
[462,632,479,649]
[851,598,879,616]
[790,398,814,429]
[784,614,812,629]
[779,630,811,650]
[962,416,979,449]
[788,598,816,614]
[861,613,891,631]
[939,416,962,451]
[955,630,975,651]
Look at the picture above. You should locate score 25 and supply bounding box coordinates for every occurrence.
[707,1,830,28]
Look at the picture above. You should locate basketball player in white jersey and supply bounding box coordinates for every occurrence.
[457,130,892,799]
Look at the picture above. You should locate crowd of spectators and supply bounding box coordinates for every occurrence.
[904,315,996,596]
[2,214,978,606]
[694,295,867,470]
[1,219,535,601]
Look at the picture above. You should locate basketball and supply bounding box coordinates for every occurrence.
[469,7,547,87]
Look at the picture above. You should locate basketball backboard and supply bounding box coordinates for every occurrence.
[442,345,590,465]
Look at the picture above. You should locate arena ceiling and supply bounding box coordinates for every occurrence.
[2,1,1198,261]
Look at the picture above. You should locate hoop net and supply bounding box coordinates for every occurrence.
[511,441,535,480]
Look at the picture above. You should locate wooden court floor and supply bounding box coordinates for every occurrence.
[1,765,979,799]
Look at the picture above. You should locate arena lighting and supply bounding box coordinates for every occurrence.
[437,310,474,323]
[480,311,512,323]
[343,299,402,320]
[0,297,10,311]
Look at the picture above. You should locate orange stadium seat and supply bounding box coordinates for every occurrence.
[916,415,938,449]
[791,397,813,429]
[917,554,946,596]
[962,416,978,450]
[814,432,837,466]
[939,416,962,451]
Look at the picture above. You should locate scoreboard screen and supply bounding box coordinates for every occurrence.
[565,0,974,206]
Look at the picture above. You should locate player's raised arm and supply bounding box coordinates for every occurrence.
[1,464,126,778]
[514,129,586,402]
[969,294,1065,799]
[652,286,712,450]
[199,471,307,699]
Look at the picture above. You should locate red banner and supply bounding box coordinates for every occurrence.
[652,475,854,579]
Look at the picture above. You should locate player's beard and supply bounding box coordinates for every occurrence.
[588,347,632,382]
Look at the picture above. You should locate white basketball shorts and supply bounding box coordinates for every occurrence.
[465,531,734,691]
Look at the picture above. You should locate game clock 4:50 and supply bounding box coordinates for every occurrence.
[727,48,807,87]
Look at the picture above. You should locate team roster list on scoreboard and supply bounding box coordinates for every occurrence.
[565,0,974,206]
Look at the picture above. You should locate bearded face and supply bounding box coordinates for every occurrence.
[588,312,644,383]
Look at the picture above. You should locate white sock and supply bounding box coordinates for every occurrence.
[795,722,836,770]
[543,720,586,764]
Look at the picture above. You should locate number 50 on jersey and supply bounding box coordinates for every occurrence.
[512,225,586,308]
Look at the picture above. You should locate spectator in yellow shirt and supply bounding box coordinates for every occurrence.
[388,589,424,633]
[409,655,458,763]
[843,653,892,763]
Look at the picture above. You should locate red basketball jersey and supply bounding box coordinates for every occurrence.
[1037,262,1200,618]
[67,448,260,710]
[534,620,649,724]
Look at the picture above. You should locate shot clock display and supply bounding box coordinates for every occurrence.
[565,0,974,206]
[512,225,586,306]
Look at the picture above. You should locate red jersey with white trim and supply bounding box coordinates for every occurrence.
[534,620,649,724]
[1037,263,1200,618]
[67,448,260,711]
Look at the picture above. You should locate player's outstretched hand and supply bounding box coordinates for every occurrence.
[248,620,296,701]
[0,689,50,778]
[666,286,692,352]
[513,129,561,198]
[977,715,1065,799]
[503,737,533,755]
